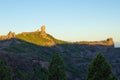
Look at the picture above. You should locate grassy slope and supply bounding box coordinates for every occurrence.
[16,32,52,46]
[15,32,68,46]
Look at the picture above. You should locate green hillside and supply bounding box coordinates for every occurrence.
[15,31,68,46]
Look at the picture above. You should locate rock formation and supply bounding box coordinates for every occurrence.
[107,38,114,46]
[0,31,15,40]
[7,31,15,38]
[41,25,46,33]
[79,38,114,47]
[40,25,46,36]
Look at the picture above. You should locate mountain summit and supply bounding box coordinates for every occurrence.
[16,25,57,46]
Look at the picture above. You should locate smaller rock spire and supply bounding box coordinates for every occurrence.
[107,38,114,46]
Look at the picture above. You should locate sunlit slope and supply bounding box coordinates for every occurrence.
[15,31,68,46]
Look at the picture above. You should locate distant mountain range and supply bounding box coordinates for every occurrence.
[0,25,120,80]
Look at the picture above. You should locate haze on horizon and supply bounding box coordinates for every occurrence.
[0,0,120,42]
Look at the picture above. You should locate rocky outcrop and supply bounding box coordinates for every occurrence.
[7,31,15,38]
[35,25,47,36]
[39,25,55,46]
[40,25,46,36]
[42,26,55,46]
[41,25,46,33]
[107,38,114,46]
[77,38,114,47]
[0,31,15,40]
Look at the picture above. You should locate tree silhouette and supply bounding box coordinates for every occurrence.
[48,53,66,80]
[86,53,117,80]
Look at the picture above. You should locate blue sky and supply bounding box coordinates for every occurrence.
[0,0,120,42]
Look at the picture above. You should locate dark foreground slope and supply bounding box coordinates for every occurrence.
[0,38,120,80]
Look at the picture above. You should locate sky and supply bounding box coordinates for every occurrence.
[0,0,120,42]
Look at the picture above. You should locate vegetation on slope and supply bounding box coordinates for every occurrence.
[15,32,68,46]
[86,53,117,80]
[15,32,54,46]
[0,59,12,80]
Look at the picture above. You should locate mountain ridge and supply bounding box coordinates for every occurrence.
[0,25,114,47]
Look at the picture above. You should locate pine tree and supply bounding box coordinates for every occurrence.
[0,59,12,80]
[48,53,66,80]
[86,53,117,80]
